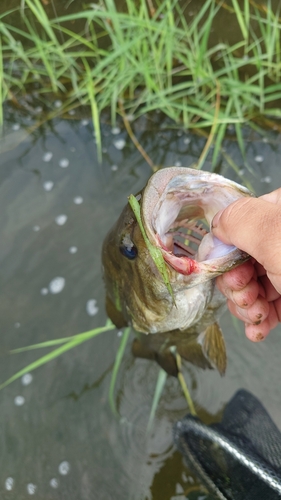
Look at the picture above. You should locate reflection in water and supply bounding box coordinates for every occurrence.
[0,106,281,499]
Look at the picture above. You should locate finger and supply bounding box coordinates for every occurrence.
[272,295,281,323]
[231,278,260,308]
[245,302,279,341]
[259,275,281,301]
[254,261,266,277]
[216,260,254,292]
[260,187,281,204]
[217,275,259,308]
[212,197,281,274]
[266,271,281,295]
[227,294,269,324]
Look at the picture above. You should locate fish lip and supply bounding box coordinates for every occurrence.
[141,167,253,279]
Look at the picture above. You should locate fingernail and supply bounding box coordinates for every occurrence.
[211,209,223,230]
[255,332,264,342]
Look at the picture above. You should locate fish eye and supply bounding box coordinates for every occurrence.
[119,243,138,260]
[119,234,138,260]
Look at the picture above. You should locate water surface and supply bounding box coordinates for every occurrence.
[0,105,281,500]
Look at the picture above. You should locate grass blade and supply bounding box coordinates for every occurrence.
[231,0,248,40]
[147,368,167,431]
[0,36,3,130]
[0,321,115,390]
[129,194,175,304]
[108,327,131,416]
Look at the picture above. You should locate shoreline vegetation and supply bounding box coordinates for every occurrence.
[0,0,281,164]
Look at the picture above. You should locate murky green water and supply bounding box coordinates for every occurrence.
[0,103,281,500]
[1,0,281,498]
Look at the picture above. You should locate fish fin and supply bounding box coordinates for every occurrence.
[177,342,213,371]
[105,296,127,329]
[154,351,178,377]
[199,322,227,376]
[132,338,178,377]
[131,338,155,361]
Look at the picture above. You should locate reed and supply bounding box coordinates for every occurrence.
[0,0,280,163]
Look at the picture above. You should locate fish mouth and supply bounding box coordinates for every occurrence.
[142,167,252,279]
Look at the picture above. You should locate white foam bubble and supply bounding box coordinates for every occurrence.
[55,215,67,226]
[5,477,14,491]
[27,483,37,495]
[14,322,21,328]
[49,277,65,294]
[183,137,191,145]
[261,176,271,183]
[33,225,40,232]
[111,126,121,135]
[58,461,70,475]
[255,155,264,163]
[43,151,53,162]
[50,478,59,488]
[14,395,25,406]
[69,246,78,254]
[113,138,126,150]
[73,196,83,205]
[81,119,89,126]
[68,109,76,116]
[54,100,62,108]
[21,373,33,386]
[43,181,54,192]
[59,158,69,168]
[174,161,182,167]
[117,331,123,337]
[86,299,99,316]
[41,287,49,295]
[111,165,118,171]
[12,123,20,131]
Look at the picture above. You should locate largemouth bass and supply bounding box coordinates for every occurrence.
[102,167,253,375]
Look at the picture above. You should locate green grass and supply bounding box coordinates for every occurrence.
[0,0,281,164]
[0,319,116,390]
[1,320,134,420]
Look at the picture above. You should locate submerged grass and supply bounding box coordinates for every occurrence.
[3,320,195,427]
[0,0,281,165]
[0,319,116,390]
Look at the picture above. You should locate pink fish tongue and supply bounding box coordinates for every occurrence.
[156,233,200,275]
[163,251,199,275]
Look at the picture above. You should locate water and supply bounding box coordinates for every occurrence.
[0,104,281,500]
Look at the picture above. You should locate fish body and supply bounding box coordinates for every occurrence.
[102,167,253,375]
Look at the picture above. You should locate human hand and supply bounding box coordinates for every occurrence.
[212,188,281,342]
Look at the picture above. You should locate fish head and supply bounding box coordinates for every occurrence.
[102,194,170,331]
[142,167,253,288]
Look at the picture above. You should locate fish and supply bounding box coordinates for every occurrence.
[102,167,253,376]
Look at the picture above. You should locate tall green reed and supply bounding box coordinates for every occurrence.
[0,0,280,163]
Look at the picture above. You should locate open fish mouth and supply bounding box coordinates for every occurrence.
[142,167,253,279]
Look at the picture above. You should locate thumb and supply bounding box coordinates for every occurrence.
[212,197,281,272]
